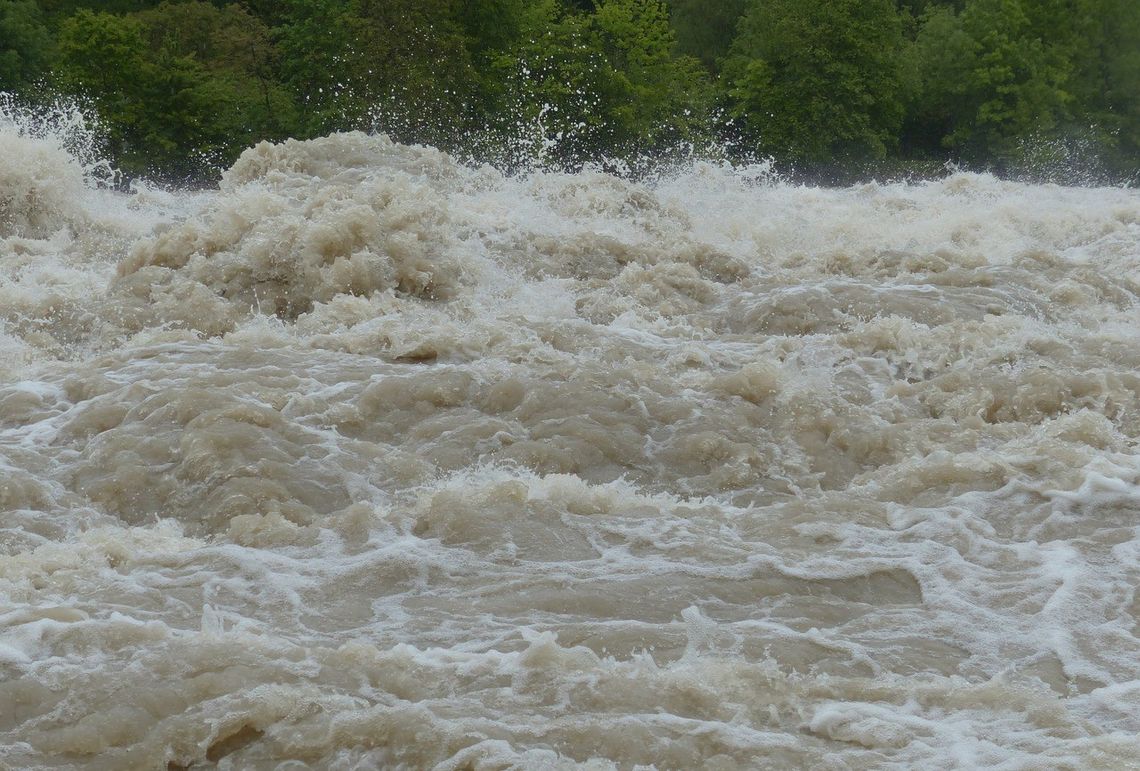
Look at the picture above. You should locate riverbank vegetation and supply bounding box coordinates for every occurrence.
[2,0,1137,183]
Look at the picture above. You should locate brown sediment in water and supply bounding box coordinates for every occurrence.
[2,129,1140,769]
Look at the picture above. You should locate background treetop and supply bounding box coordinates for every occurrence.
[1,0,1135,183]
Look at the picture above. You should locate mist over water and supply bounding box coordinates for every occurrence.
[3,110,1140,769]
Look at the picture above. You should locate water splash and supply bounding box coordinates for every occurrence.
[1,126,1140,769]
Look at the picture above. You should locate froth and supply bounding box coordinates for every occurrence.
[3,130,1140,768]
[0,126,88,239]
[116,133,466,334]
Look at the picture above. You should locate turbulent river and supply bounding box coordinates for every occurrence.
[2,116,1140,770]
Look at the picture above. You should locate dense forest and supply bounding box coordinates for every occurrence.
[2,0,1138,183]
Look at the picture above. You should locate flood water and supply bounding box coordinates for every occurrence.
[2,121,1140,769]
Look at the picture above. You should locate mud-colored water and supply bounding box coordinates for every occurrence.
[2,117,1140,769]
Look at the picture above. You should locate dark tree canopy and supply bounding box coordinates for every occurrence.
[0,0,1134,182]
[724,0,906,165]
[0,0,53,91]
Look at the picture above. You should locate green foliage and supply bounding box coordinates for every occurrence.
[497,0,709,165]
[667,0,745,70]
[1066,0,1140,162]
[56,3,289,179]
[273,0,367,132]
[277,0,477,144]
[961,0,1070,152]
[500,2,628,163]
[39,0,166,21]
[906,6,975,155]
[56,9,150,165]
[724,0,907,166]
[3,0,1135,181]
[135,2,295,142]
[593,0,711,150]
[0,0,52,91]
[910,0,1073,164]
[1103,2,1140,157]
[458,0,529,55]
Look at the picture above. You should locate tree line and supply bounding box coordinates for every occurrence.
[2,0,1137,183]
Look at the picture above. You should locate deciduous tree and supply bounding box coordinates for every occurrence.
[0,0,52,92]
[723,0,907,167]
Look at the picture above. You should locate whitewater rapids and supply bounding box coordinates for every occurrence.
[2,121,1140,769]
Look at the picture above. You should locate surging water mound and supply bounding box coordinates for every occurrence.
[0,118,89,239]
[114,131,755,341]
[115,133,467,334]
[0,101,174,374]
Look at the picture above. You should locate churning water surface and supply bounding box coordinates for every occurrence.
[2,115,1140,769]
